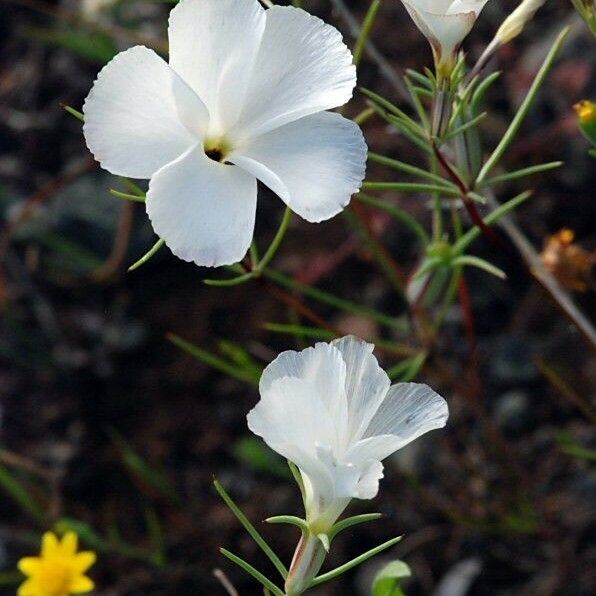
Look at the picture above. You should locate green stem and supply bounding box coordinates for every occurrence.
[204,207,291,287]
[353,0,383,68]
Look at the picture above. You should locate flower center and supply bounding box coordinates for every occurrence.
[203,137,233,164]
[38,560,72,596]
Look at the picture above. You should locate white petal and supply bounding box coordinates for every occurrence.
[83,45,207,179]
[401,0,488,59]
[249,377,337,476]
[230,112,367,223]
[259,342,348,433]
[168,0,266,135]
[233,6,356,139]
[355,460,384,499]
[330,336,390,442]
[145,146,257,267]
[348,383,448,462]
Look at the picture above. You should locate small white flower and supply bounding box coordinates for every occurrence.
[400,0,490,76]
[247,336,448,533]
[83,0,367,267]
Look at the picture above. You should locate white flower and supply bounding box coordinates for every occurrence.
[83,0,367,267]
[400,0,490,76]
[247,336,448,533]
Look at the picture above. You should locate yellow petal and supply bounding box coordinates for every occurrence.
[41,532,59,557]
[73,551,97,573]
[17,557,41,576]
[17,578,37,596]
[60,531,78,556]
[70,575,94,594]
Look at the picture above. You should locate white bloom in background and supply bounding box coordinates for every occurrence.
[83,0,366,267]
[400,0,490,76]
[247,336,448,533]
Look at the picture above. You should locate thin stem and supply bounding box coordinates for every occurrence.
[128,239,165,272]
[257,207,292,274]
[353,0,383,68]
[204,207,291,287]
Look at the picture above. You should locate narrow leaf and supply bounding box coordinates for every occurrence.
[214,479,288,579]
[477,28,570,183]
[109,189,146,203]
[329,513,383,541]
[453,255,506,279]
[219,549,284,596]
[481,161,563,187]
[266,516,309,532]
[167,334,259,385]
[128,239,165,271]
[311,536,403,587]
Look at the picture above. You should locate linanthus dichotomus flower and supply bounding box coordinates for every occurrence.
[247,336,448,593]
[83,0,367,267]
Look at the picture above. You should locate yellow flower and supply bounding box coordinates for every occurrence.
[574,100,596,124]
[17,532,96,596]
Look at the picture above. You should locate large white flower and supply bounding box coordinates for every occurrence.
[247,336,448,533]
[400,0,490,76]
[83,0,367,267]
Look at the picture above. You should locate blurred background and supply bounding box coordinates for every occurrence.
[0,0,595,594]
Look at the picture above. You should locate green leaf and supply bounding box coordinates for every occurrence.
[266,515,309,532]
[329,513,382,541]
[128,238,166,272]
[0,465,45,523]
[470,71,501,115]
[263,323,336,342]
[373,560,412,596]
[109,189,146,203]
[481,161,563,187]
[453,191,533,254]
[109,431,180,505]
[263,269,408,333]
[167,333,260,385]
[24,27,117,63]
[361,182,461,196]
[452,255,506,279]
[214,479,288,580]
[220,549,284,596]
[476,28,570,183]
[311,536,403,587]
[367,152,457,188]
[61,104,84,122]
[386,353,427,382]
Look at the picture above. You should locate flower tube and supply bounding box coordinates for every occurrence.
[400,0,490,78]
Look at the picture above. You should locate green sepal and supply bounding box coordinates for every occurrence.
[266,515,309,532]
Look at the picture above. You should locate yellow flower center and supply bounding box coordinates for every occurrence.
[37,560,72,596]
[573,100,596,124]
[203,137,233,164]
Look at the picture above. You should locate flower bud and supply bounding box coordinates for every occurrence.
[574,100,596,145]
